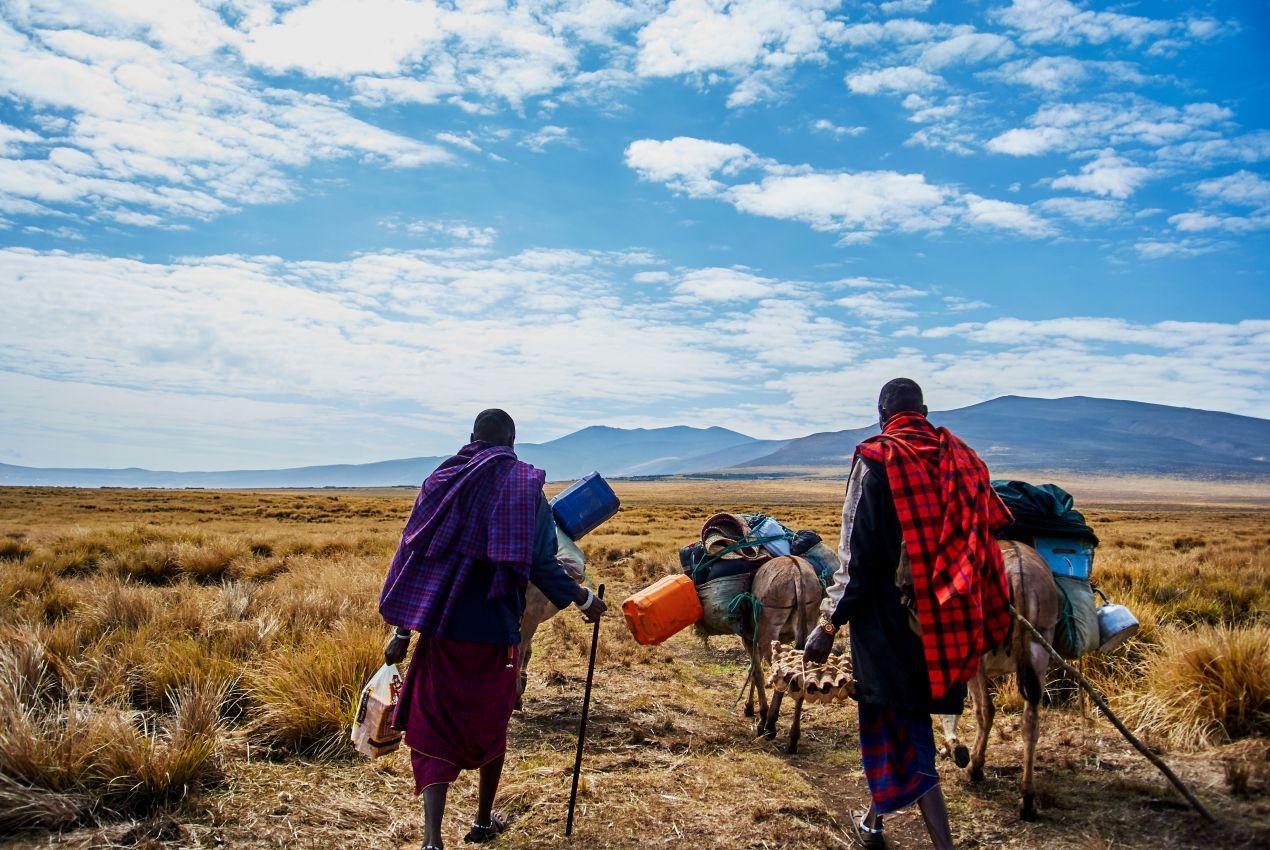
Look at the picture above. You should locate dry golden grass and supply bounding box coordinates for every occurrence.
[0,483,1266,849]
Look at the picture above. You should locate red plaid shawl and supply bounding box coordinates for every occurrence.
[379,441,545,637]
[856,411,1012,700]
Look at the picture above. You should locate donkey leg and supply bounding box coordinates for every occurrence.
[967,673,993,782]
[938,714,969,768]
[787,695,804,754]
[1018,647,1047,821]
[764,689,784,740]
[516,626,537,711]
[747,639,769,735]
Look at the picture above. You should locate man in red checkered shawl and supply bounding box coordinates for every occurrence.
[804,379,1012,850]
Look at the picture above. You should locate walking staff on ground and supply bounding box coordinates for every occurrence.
[803,379,1013,850]
[378,409,607,850]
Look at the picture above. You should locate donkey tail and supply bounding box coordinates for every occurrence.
[792,559,810,650]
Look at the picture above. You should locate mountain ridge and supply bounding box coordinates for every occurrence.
[2,396,1267,487]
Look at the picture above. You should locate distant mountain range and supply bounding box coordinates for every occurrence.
[3,396,1267,488]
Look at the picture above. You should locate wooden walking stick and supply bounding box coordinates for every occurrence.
[565,583,605,837]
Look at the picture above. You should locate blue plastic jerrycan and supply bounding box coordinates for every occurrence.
[550,472,620,540]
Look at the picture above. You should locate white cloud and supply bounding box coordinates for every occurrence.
[383,218,499,246]
[879,0,932,15]
[993,0,1227,51]
[812,118,867,137]
[847,65,942,95]
[672,267,777,301]
[985,97,1232,157]
[1193,171,1270,208]
[917,31,1013,70]
[1134,238,1225,260]
[775,315,1270,425]
[0,10,453,227]
[635,0,843,105]
[986,126,1071,156]
[1048,150,1152,198]
[627,136,1059,242]
[1035,196,1124,223]
[961,194,1053,237]
[942,296,990,312]
[987,56,1146,93]
[520,125,577,152]
[624,136,761,195]
[1168,211,1269,234]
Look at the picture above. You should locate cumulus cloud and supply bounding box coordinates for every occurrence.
[0,7,454,227]
[986,97,1233,157]
[847,65,942,95]
[1048,150,1153,198]
[626,136,1053,242]
[993,0,1228,51]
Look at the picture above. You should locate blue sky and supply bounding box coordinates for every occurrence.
[1,0,1267,470]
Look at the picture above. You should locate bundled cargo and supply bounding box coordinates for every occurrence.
[992,479,1136,658]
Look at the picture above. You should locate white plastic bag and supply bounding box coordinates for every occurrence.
[351,663,403,758]
[556,528,586,582]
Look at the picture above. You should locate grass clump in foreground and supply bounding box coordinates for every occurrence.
[0,630,225,833]
[1119,624,1270,749]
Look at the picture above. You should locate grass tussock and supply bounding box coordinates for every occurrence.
[246,622,383,756]
[1118,624,1270,749]
[0,631,225,832]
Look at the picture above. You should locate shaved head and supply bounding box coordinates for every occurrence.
[878,378,927,425]
[471,408,515,447]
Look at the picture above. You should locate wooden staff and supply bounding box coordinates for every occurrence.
[566,583,605,837]
[1011,606,1216,823]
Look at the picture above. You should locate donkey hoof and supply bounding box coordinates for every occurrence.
[786,739,799,755]
[762,725,777,741]
[743,704,754,718]
[967,765,985,783]
[1021,794,1038,821]
[953,745,970,769]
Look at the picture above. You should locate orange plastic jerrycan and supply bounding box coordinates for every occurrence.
[622,574,704,646]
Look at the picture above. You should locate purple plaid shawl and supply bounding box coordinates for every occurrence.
[379,441,546,637]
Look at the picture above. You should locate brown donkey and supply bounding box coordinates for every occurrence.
[939,540,1059,820]
[740,556,824,753]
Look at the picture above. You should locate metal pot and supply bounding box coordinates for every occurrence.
[1096,603,1139,653]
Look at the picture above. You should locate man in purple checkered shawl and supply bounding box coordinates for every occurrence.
[379,409,606,850]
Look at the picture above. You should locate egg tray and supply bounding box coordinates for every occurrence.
[767,641,855,704]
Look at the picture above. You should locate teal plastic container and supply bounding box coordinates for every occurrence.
[1034,536,1094,579]
[550,472,620,540]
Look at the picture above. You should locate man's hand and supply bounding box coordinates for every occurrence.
[574,586,607,624]
[384,631,411,666]
[802,625,834,665]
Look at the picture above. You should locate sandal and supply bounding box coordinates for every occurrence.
[850,810,887,850]
[463,812,508,844]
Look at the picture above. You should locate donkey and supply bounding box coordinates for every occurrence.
[740,556,824,754]
[516,538,587,709]
[938,540,1059,820]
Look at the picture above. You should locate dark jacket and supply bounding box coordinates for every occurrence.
[824,456,965,714]
[443,493,579,645]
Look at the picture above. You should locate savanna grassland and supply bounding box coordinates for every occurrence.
[1,480,1267,850]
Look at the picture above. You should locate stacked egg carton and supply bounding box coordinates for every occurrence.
[768,641,854,703]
